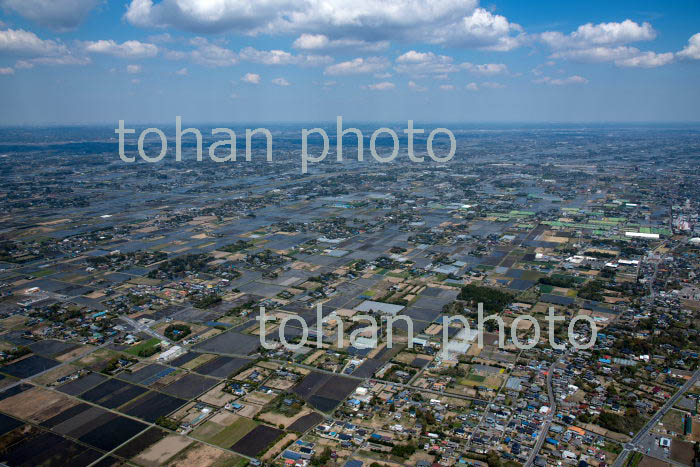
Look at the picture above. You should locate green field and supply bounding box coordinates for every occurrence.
[195,417,258,448]
[125,337,161,356]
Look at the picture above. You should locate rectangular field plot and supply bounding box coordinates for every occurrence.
[117,363,170,384]
[292,372,359,412]
[193,331,260,355]
[113,426,169,459]
[230,424,284,457]
[192,413,257,448]
[78,415,149,452]
[80,378,148,409]
[160,373,219,399]
[287,412,323,433]
[0,427,104,467]
[57,372,107,396]
[120,391,188,423]
[193,356,251,378]
[1,355,60,378]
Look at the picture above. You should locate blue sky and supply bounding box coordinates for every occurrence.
[0,0,699,124]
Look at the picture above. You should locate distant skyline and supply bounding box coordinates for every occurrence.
[1,0,699,124]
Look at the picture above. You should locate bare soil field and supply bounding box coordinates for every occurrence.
[237,402,264,418]
[55,345,96,362]
[199,383,235,407]
[166,442,240,467]
[242,390,276,406]
[265,377,296,391]
[259,407,312,428]
[31,364,80,385]
[0,386,77,422]
[133,434,193,466]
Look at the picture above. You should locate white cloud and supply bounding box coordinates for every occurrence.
[124,0,523,52]
[324,57,388,75]
[552,45,673,68]
[0,28,88,66]
[550,45,637,63]
[0,28,69,56]
[395,50,458,75]
[481,81,506,88]
[463,62,508,75]
[84,40,158,58]
[0,0,98,31]
[239,46,331,66]
[271,77,290,86]
[439,84,455,91]
[131,78,140,84]
[616,51,674,68]
[0,66,14,74]
[241,72,261,84]
[541,20,672,69]
[175,67,188,75]
[230,92,239,99]
[541,20,655,50]
[293,33,389,52]
[14,60,33,69]
[534,75,587,85]
[466,82,478,91]
[126,64,142,74]
[366,81,395,91]
[148,33,174,44]
[431,7,525,51]
[408,80,427,92]
[189,40,238,66]
[677,33,700,60]
[23,55,89,65]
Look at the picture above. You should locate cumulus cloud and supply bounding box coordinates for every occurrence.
[239,46,331,66]
[83,40,158,58]
[534,75,588,85]
[616,51,674,68]
[0,66,14,74]
[394,50,459,75]
[271,77,290,86]
[175,67,188,75]
[677,33,700,60]
[0,28,70,56]
[430,7,525,51]
[541,20,672,69]
[324,57,388,75]
[188,39,238,66]
[124,0,523,52]
[408,80,427,92]
[541,20,655,50]
[241,72,261,84]
[293,33,389,52]
[552,45,673,68]
[466,82,478,91]
[366,81,395,90]
[394,51,508,77]
[439,84,455,91]
[126,64,141,74]
[0,28,88,66]
[481,81,506,88]
[463,62,508,75]
[0,0,98,31]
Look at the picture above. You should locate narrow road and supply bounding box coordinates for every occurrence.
[524,355,561,467]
